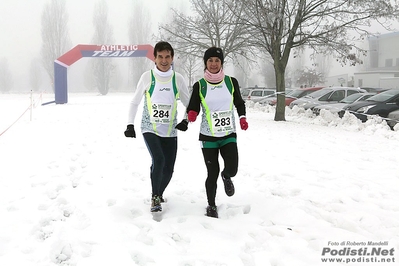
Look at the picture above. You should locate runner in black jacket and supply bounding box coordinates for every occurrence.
[185,47,248,218]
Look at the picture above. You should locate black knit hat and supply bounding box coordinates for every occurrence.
[203,47,224,65]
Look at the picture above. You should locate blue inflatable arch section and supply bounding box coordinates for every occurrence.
[54,44,154,104]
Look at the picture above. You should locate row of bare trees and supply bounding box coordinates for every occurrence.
[40,0,118,95]
[1,0,161,94]
[37,0,157,96]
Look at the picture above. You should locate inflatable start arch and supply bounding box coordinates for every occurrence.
[54,44,154,104]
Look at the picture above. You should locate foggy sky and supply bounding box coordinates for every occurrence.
[1,0,398,92]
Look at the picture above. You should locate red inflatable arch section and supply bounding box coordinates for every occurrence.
[54,44,154,104]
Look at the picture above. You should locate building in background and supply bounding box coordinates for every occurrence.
[353,32,399,89]
[325,74,353,87]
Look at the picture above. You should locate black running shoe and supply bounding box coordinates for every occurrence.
[151,195,162,212]
[206,205,218,218]
[222,175,235,196]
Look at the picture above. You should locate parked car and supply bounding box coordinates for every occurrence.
[386,109,399,129]
[339,89,399,122]
[312,92,375,115]
[338,89,399,122]
[284,88,294,96]
[289,87,366,110]
[260,86,324,106]
[242,87,276,102]
[240,88,252,98]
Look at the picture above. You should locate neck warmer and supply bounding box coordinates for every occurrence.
[204,69,225,83]
[153,66,173,77]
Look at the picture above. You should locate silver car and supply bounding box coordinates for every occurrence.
[312,93,375,115]
[244,88,276,102]
[289,87,367,110]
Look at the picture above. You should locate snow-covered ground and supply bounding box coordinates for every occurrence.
[0,92,398,266]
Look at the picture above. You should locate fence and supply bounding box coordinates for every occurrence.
[0,91,43,137]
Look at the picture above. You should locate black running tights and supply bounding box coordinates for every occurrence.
[143,133,177,196]
[201,142,238,206]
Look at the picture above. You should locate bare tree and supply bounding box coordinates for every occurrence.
[174,51,203,87]
[128,1,153,90]
[29,58,42,92]
[0,57,13,93]
[296,67,325,87]
[261,57,294,89]
[91,0,115,95]
[238,0,399,121]
[159,0,255,66]
[41,0,71,89]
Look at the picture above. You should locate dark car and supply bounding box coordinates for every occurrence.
[338,89,399,122]
[387,109,399,129]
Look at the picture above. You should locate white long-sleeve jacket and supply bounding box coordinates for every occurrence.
[127,67,190,137]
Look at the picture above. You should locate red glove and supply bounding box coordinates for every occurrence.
[187,110,198,122]
[240,117,248,130]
